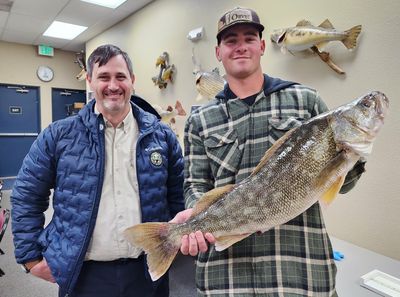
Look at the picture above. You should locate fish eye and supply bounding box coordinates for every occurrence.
[361,100,372,108]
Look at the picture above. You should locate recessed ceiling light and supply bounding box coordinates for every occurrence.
[80,0,127,9]
[43,21,87,40]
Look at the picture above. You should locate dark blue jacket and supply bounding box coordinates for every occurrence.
[11,99,184,296]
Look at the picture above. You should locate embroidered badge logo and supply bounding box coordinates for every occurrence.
[150,151,162,166]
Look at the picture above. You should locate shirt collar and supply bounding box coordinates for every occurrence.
[94,104,133,133]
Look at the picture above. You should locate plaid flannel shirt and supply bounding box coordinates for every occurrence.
[184,76,340,297]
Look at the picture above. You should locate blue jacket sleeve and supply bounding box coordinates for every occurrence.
[11,125,56,263]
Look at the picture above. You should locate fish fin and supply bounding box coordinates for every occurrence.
[318,19,335,29]
[280,45,289,54]
[315,41,329,51]
[196,93,206,102]
[320,174,346,208]
[251,128,297,177]
[214,233,251,251]
[191,184,235,217]
[342,25,362,49]
[314,151,359,206]
[296,19,312,27]
[124,222,178,281]
[174,100,187,116]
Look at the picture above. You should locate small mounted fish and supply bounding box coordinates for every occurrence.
[191,47,225,101]
[74,51,86,81]
[152,52,175,89]
[152,100,187,123]
[195,68,226,101]
[152,100,187,138]
[271,19,362,74]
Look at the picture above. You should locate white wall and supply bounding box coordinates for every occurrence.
[87,0,400,260]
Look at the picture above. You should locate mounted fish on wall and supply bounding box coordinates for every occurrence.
[74,51,87,81]
[192,48,226,102]
[151,101,187,137]
[152,52,175,89]
[270,19,362,74]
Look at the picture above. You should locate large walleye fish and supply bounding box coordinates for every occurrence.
[124,91,388,281]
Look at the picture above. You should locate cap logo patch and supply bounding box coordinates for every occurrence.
[225,10,252,26]
[150,151,163,166]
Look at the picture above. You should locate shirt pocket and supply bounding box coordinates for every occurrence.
[204,129,242,178]
[268,116,304,142]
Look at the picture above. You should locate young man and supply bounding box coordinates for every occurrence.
[179,7,365,296]
[11,44,184,297]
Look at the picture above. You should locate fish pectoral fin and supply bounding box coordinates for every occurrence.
[320,174,346,208]
[191,184,235,217]
[315,41,329,52]
[251,127,297,177]
[280,46,289,54]
[214,233,251,251]
[314,151,359,207]
[296,19,312,27]
[319,19,335,29]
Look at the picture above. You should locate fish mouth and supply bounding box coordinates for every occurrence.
[371,91,389,118]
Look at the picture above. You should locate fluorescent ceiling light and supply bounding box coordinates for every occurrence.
[80,0,127,9]
[43,21,87,40]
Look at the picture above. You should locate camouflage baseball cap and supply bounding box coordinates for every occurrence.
[217,7,264,41]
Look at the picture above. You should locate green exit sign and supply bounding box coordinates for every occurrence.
[38,44,54,57]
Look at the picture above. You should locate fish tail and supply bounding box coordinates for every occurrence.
[124,222,179,281]
[175,100,187,116]
[342,25,362,49]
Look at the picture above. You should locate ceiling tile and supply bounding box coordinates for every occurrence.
[57,0,111,27]
[2,28,37,44]
[10,0,69,19]
[35,34,70,48]
[7,13,50,35]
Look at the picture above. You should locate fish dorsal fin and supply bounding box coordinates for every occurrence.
[319,19,335,29]
[251,128,297,177]
[214,233,251,251]
[191,184,235,217]
[296,19,312,27]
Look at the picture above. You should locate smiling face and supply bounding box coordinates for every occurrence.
[216,24,265,80]
[87,54,135,119]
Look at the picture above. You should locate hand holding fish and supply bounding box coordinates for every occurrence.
[169,208,215,256]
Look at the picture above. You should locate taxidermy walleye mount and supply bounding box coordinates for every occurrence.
[271,19,362,75]
[152,52,175,89]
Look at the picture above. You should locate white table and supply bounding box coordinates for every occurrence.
[331,237,400,296]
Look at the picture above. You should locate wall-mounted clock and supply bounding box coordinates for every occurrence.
[37,66,54,82]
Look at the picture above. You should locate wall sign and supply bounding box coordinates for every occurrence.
[9,106,22,114]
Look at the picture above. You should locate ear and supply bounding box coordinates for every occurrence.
[215,46,221,62]
[131,74,136,85]
[86,73,91,83]
[260,39,266,55]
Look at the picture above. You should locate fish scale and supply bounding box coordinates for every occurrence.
[124,91,388,281]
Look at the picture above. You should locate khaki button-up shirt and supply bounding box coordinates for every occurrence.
[85,105,142,261]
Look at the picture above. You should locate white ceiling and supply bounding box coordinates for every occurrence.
[0,0,154,52]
